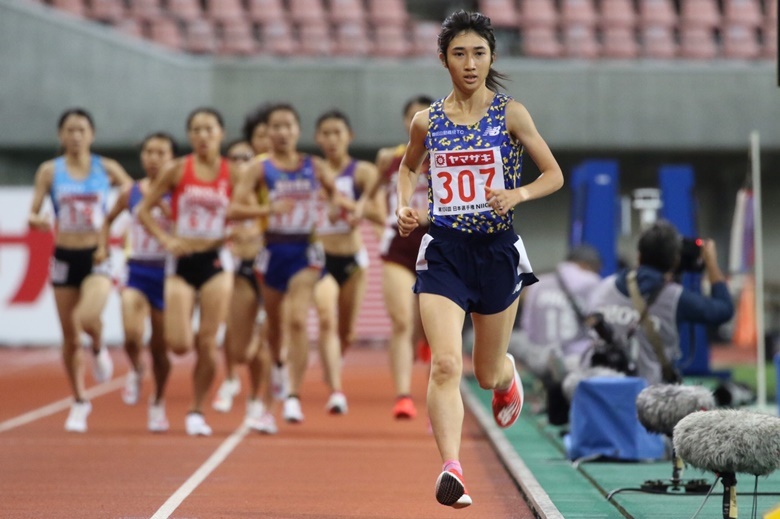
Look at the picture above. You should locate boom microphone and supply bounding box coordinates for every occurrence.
[636,385,715,435]
[674,410,780,518]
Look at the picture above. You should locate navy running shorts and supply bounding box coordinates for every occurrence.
[125,260,166,311]
[256,241,325,293]
[414,225,538,315]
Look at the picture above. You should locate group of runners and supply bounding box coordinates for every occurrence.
[28,10,565,508]
[28,97,433,437]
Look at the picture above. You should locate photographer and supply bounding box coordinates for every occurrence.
[585,220,734,386]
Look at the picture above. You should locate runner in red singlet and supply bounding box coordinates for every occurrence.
[138,108,237,437]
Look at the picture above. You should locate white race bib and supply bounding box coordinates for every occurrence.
[176,192,228,239]
[57,193,105,232]
[429,147,505,216]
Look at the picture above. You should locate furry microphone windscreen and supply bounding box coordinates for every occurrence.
[674,410,780,476]
[636,385,715,435]
[562,367,625,402]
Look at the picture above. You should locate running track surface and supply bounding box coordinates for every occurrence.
[0,346,533,518]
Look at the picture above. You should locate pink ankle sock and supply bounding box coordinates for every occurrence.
[443,460,462,474]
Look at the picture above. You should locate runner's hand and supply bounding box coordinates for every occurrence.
[396,206,419,237]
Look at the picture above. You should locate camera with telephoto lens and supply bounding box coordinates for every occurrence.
[677,237,704,273]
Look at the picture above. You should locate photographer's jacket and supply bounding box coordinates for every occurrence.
[586,266,733,385]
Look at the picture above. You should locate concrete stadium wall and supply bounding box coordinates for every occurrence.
[1,0,778,152]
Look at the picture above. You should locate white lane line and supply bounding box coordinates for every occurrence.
[0,375,127,434]
[150,424,250,519]
[461,381,565,519]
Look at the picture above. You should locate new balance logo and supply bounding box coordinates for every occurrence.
[497,400,521,427]
[482,126,501,137]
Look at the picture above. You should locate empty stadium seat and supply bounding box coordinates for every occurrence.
[51,0,86,17]
[723,0,763,28]
[517,0,558,28]
[148,16,183,50]
[185,18,217,54]
[679,0,721,29]
[638,0,677,28]
[602,26,640,57]
[641,25,677,58]
[333,22,372,57]
[679,26,719,58]
[115,18,145,39]
[89,0,125,23]
[521,26,562,57]
[722,24,761,58]
[329,0,367,25]
[768,0,778,20]
[762,24,777,58]
[478,0,520,28]
[167,0,202,22]
[371,24,411,58]
[219,19,258,55]
[205,0,244,23]
[367,0,408,26]
[128,0,163,22]
[560,0,598,27]
[289,0,327,25]
[297,21,334,56]
[259,20,298,56]
[247,0,286,25]
[562,23,600,58]
[410,21,441,58]
[600,0,637,29]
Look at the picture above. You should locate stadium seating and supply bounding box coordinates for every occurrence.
[297,21,334,56]
[219,18,258,56]
[521,26,562,58]
[185,18,217,54]
[722,24,761,59]
[679,26,719,59]
[128,0,162,22]
[478,0,520,28]
[641,25,677,58]
[333,22,372,56]
[89,0,125,24]
[600,0,637,29]
[37,0,773,61]
[51,0,85,18]
[205,0,244,23]
[246,0,287,25]
[372,23,410,58]
[329,0,367,25]
[602,27,640,58]
[518,0,559,28]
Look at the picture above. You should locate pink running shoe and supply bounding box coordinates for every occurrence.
[435,469,472,508]
[491,353,524,428]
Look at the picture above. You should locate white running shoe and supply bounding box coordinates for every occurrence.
[271,364,289,401]
[212,377,241,413]
[92,347,113,383]
[244,399,265,425]
[65,401,92,433]
[283,396,304,423]
[122,370,142,405]
[148,400,169,433]
[185,413,212,437]
[325,392,348,415]
[245,400,278,434]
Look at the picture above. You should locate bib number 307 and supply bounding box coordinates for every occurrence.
[430,147,504,216]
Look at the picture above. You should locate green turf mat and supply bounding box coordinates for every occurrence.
[466,377,780,519]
